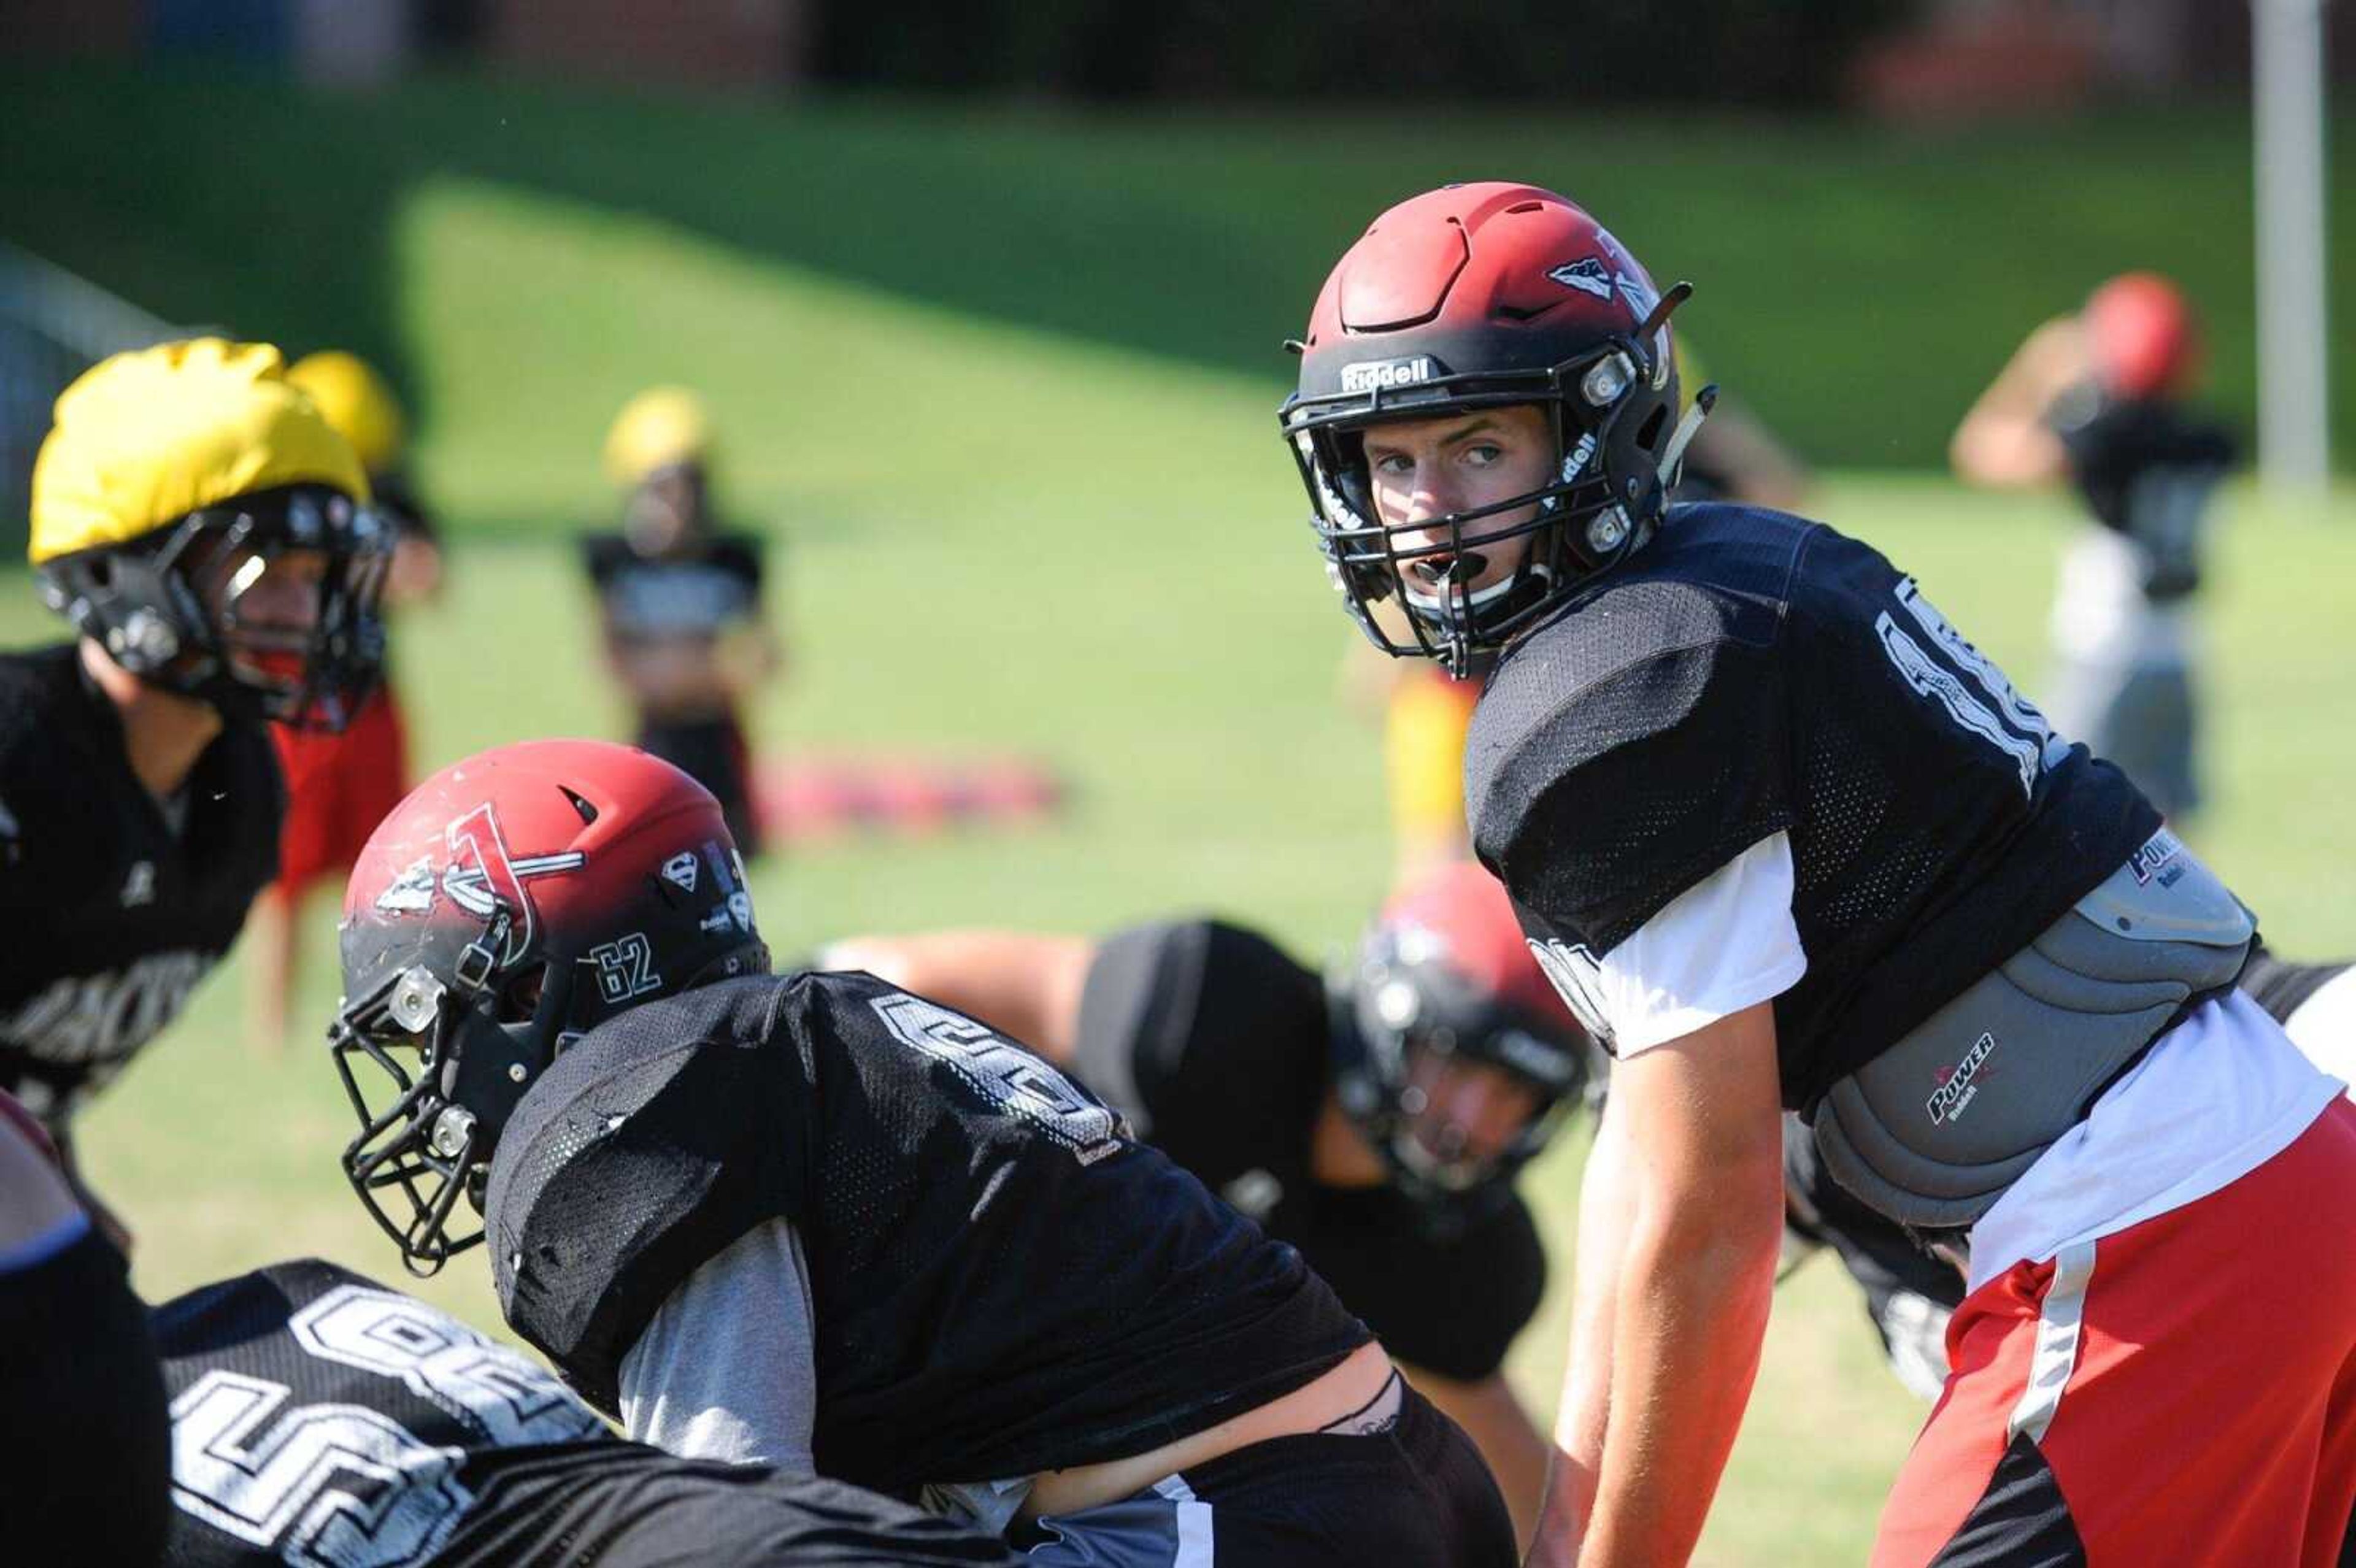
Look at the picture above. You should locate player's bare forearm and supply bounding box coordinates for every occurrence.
[1529,1091,1636,1561]
[1579,1196,1777,1566]
[1950,316,2083,487]
[812,930,1095,1060]
[1538,1004,1784,1567]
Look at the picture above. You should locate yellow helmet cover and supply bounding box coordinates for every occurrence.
[30,337,369,566]
[287,348,409,477]
[604,385,712,486]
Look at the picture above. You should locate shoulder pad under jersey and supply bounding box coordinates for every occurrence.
[1468,506,1810,958]
[485,975,802,1414]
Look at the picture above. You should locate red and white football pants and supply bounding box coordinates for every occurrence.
[1873,1097,2356,1567]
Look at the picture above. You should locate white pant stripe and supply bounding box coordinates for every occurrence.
[1152,1475,1214,1566]
[2006,1239,2098,1446]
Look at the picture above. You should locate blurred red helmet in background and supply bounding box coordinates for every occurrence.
[2084,271,2201,401]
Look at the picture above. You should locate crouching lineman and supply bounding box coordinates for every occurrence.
[2,339,388,1228]
[822,859,1596,1546]
[1281,182,2356,1564]
[326,740,1515,1566]
[155,1257,1017,1566]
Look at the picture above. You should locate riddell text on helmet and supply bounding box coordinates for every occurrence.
[1340,356,1435,394]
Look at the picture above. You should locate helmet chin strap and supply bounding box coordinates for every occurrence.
[1658,383,1720,483]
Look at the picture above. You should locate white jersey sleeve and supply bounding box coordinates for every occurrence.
[1592,830,1808,1056]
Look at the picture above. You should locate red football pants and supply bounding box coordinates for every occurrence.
[1873,1097,2356,1567]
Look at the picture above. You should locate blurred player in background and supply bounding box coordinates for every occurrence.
[825,859,1596,1547]
[155,1257,1017,1566]
[1347,337,1809,886]
[0,1087,170,1566]
[247,348,445,1049]
[0,339,388,1236]
[583,387,777,856]
[1952,272,2235,821]
[328,740,1515,1565]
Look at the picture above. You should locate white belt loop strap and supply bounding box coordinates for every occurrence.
[2006,1239,2099,1446]
[1152,1474,1215,1567]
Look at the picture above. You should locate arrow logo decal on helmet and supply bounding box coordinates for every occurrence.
[442,803,585,967]
[1546,257,1613,299]
[374,855,436,915]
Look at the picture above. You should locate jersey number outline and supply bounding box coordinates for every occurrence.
[1874,578,2059,797]
[1527,937,1614,1051]
[171,1285,602,1567]
[868,991,1127,1164]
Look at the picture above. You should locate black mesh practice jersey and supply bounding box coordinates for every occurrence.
[0,644,282,1129]
[485,970,1369,1495]
[156,1258,1015,1568]
[1076,918,1546,1382]
[582,533,764,642]
[2052,394,2236,601]
[1468,503,2162,1112]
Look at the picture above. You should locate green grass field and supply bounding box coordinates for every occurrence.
[5,72,2356,1562]
[4,60,2354,503]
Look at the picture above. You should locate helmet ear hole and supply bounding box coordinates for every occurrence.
[1328,430,1374,518]
[499,963,548,1024]
[1635,404,1671,454]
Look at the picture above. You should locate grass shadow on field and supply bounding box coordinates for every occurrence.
[2,60,2352,492]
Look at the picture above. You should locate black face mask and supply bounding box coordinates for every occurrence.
[40,485,394,731]
[330,948,541,1276]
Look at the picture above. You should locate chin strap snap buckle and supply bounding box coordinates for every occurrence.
[453,909,514,994]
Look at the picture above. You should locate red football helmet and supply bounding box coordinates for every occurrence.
[1332,859,1596,1212]
[2084,271,2200,402]
[331,739,768,1272]
[1282,182,1704,675]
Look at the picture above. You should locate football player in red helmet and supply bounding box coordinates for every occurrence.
[825,860,1597,1545]
[1282,185,1702,680]
[331,740,770,1269]
[330,740,1515,1565]
[1284,183,2356,1567]
[1951,272,2235,821]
